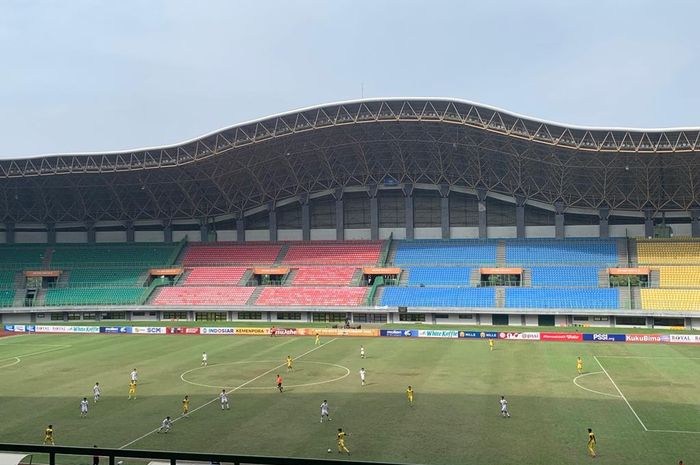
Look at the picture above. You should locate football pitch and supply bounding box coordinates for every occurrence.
[1,333,699,465]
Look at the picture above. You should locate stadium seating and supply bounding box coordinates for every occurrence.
[50,243,177,267]
[282,242,382,265]
[529,266,600,287]
[0,245,47,267]
[45,288,146,306]
[380,287,495,307]
[67,268,146,287]
[256,287,367,306]
[640,289,700,311]
[637,240,700,265]
[505,288,618,309]
[656,266,700,288]
[290,267,357,286]
[182,244,282,266]
[152,286,255,306]
[394,240,497,265]
[183,267,248,285]
[405,267,472,286]
[0,289,15,307]
[0,270,17,288]
[505,239,617,264]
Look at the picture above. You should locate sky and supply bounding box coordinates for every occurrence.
[0,0,699,158]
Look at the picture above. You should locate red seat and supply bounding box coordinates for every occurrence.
[291,267,357,286]
[184,267,248,285]
[183,243,281,266]
[283,242,382,265]
[255,287,367,306]
[152,286,254,305]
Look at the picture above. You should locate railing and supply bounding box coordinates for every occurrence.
[366,275,384,306]
[0,443,406,465]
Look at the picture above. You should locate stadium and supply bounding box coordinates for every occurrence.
[1,98,700,465]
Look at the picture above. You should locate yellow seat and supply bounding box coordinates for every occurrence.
[640,288,700,311]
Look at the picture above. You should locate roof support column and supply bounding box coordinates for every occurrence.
[125,220,134,243]
[4,222,14,244]
[403,184,414,240]
[439,184,450,239]
[86,221,96,244]
[599,207,610,238]
[334,188,344,241]
[477,188,487,239]
[163,221,173,243]
[199,219,209,243]
[46,222,56,245]
[692,208,700,238]
[515,196,526,239]
[269,202,278,242]
[644,208,654,238]
[368,185,379,241]
[555,202,565,239]
[300,194,310,242]
[236,215,246,243]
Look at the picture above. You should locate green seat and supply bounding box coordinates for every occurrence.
[45,287,146,306]
[0,289,15,307]
[67,268,145,287]
[50,243,178,267]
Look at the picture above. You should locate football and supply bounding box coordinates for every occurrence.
[327,448,332,453]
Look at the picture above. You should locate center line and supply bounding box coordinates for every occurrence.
[119,338,338,449]
[594,355,648,431]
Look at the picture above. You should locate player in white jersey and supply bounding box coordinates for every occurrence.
[320,400,331,422]
[93,382,101,403]
[220,389,230,410]
[201,352,208,367]
[360,346,365,359]
[80,397,89,417]
[359,368,366,386]
[157,416,172,433]
[500,396,511,418]
[130,369,138,384]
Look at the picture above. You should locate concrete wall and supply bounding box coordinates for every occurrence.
[246,230,271,241]
[278,229,302,241]
[16,231,47,243]
[135,231,165,242]
[173,231,199,242]
[565,225,599,238]
[487,226,517,238]
[310,229,336,240]
[450,227,479,239]
[525,226,555,238]
[96,231,126,243]
[215,230,237,241]
[524,315,539,326]
[345,229,371,240]
[56,231,87,243]
[414,227,442,239]
[609,225,645,238]
[379,228,405,240]
[0,231,6,243]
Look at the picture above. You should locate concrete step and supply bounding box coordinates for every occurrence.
[42,247,53,268]
[284,269,298,286]
[627,239,638,266]
[649,269,660,288]
[352,268,365,286]
[521,269,532,287]
[495,287,505,308]
[12,289,26,307]
[598,269,610,288]
[616,238,630,265]
[56,271,71,288]
[496,241,506,266]
[385,239,400,265]
[470,269,481,287]
[631,287,641,310]
[274,244,291,265]
[246,287,265,305]
[13,271,25,289]
[372,286,385,306]
[398,269,410,286]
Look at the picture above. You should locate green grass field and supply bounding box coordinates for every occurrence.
[1,333,699,465]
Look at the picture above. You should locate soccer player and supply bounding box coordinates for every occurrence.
[276,374,284,392]
[500,396,511,418]
[320,400,331,422]
[130,368,138,384]
[182,395,190,417]
[80,397,89,417]
[286,355,293,371]
[406,386,414,406]
[359,368,366,386]
[93,382,101,403]
[157,416,172,434]
[315,333,321,345]
[270,326,277,337]
[220,389,230,410]
[587,428,596,457]
[577,356,583,375]
[489,339,494,351]
[202,352,208,367]
[128,380,137,400]
[43,425,54,445]
[360,346,365,359]
[336,428,350,455]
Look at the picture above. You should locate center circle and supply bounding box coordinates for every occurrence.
[180,360,350,390]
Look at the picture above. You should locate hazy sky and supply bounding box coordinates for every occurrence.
[1,0,698,158]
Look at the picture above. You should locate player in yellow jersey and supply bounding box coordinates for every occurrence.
[182,395,190,417]
[286,355,293,371]
[577,356,583,375]
[489,339,494,351]
[587,428,596,457]
[128,380,137,400]
[315,333,321,345]
[406,386,414,406]
[43,425,55,445]
[336,428,350,454]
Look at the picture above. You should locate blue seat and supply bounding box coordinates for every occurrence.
[381,287,495,307]
[505,288,618,309]
[506,240,617,265]
[406,267,472,286]
[394,240,497,265]
[529,267,599,287]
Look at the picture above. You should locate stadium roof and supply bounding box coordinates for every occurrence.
[2,98,700,223]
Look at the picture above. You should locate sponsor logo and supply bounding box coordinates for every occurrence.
[200,327,236,335]
[498,332,541,340]
[382,329,415,337]
[234,327,269,335]
[583,333,626,342]
[14,324,25,332]
[480,331,498,339]
[669,334,700,344]
[168,327,201,335]
[101,326,122,334]
[131,327,167,334]
[540,332,583,342]
[625,334,662,343]
[459,331,481,339]
[4,325,14,331]
[35,325,100,334]
[274,328,298,336]
[418,330,458,338]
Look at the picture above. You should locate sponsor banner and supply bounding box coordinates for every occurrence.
[271,328,298,336]
[583,333,626,342]
[234,327,270,336]
[167,327,201,335]
[35,325,100,334]
[625,334,669,344]
[540,332,583,342]
[130,326,167,335]
[669,334,700,344]
[459,331,499,339]
[4,324,15,332]
[417,329,459,338]
[100,326,130,334]
[200,327,236,335]
[498,331,541,341]
[299,328,380,337]
[381,329,417,337]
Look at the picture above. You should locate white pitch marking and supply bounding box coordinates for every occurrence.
[120,338,339,449]
[594,355,648,431]
[0,344,72,366]
[0,357,20,369]
[647,429,700,435]
[597,356,700,360]
[572,371,622,398]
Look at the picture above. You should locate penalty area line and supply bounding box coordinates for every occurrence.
[119,338,338,449]
[594,355,648,431]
